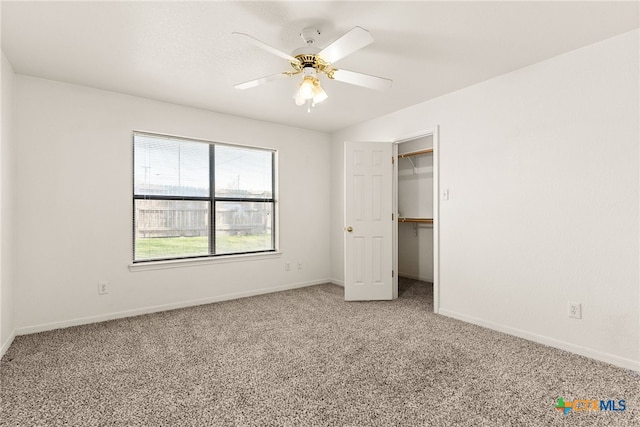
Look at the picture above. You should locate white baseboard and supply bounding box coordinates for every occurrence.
[330,278,344,287]
[16,279,330,336]
[398,272,434,282]
[1,329,16,359]
[439,308,640,373]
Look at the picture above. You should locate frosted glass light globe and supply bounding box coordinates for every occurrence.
[299,79,315,99]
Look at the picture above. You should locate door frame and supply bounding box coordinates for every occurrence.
[392,126,440,313]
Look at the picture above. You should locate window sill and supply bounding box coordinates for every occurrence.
[128,251,282,272]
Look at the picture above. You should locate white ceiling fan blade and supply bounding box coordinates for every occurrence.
[233,32,300,64]
[331,69,393,91]
[234,72,289,90]
[318,26,374,64]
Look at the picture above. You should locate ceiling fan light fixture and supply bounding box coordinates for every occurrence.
[294,75,327,107]
[313,83,328,104]
[293,91,306,106]
[299,76,316,99]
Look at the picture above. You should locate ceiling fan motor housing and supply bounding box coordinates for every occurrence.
[291,28,326,74]
[290,53,335,78]
[298,54,320,69]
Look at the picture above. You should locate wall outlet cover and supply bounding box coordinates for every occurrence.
[98,281,109,295]
[568,301,582,319]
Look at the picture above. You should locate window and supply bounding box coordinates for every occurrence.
[133,132,275,262]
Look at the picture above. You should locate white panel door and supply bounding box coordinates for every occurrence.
[344,141,394,300]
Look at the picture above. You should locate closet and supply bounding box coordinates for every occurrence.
[397,136,434,286]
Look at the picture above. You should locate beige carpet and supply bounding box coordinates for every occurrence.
[1,279,638,426]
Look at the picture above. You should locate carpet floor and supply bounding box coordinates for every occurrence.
[1,279,639,426]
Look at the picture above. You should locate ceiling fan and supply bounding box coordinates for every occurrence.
[233,26,392,111]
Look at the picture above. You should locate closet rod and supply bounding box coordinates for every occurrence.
[398,217,433,224]
[398,148,433,159]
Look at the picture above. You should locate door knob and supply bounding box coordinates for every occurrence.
[346,226,353,232]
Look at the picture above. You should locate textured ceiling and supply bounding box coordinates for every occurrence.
[2,1,638,132]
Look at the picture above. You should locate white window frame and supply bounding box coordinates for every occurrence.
[131,131,278,266]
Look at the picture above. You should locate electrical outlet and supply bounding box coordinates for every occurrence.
[297,262,303,270]
[285,263,291,271]
[98,281,109,295]
[568,301,582,319]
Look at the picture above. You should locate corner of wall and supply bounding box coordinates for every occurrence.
[1,50,16,358]
[1,330,16,359]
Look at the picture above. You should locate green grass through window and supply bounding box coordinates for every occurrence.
[135,234,272,260]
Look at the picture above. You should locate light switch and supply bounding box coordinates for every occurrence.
[441,189,449,201]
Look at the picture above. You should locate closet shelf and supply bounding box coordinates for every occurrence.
[398,148,433,159]
[398,217,433,224]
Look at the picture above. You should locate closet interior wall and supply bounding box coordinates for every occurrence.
[397,136,434,282]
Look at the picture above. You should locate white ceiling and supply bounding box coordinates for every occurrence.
[2,1,638,132]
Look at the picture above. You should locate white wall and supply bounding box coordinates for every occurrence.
[331,30,639,370]
[1,52,16,356]
[13,76,331,333]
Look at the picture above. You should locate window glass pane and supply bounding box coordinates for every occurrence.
[215,145,272,199]
[134,134,209,197]
[215,202,273,254]
[135,199,210,260]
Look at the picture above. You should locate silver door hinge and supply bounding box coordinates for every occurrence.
[392,270,395,278]
[392,156,395,164]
